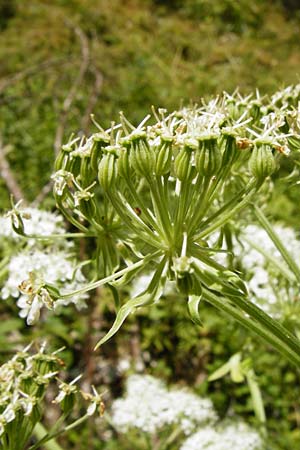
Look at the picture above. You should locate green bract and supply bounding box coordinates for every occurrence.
[52,87,300,365]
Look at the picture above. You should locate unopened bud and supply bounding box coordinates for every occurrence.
[249,144,276,182]
[98,152,117,191]
[195,138,222,177]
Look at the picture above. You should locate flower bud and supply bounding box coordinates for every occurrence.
[249,144,276,182]
[90,132,110,172]
[195,138,222,177]
[155,137,173,176]
[118,147,131,179]
[130,134,155,178]
[174,147,193,181]
[98,151,117,191]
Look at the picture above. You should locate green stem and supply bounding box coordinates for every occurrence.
[253,205,300,283]
[194,186,257,241]
[202,288,300,367]
[33,423,64,450]
[29,415,90,450]
[59,250,161,299]
[187,176,212,234]
[123,176,163,237]
[173,179,192,240]
[241,234,296,283]
[148,176,173,245]
[106,190,162,249]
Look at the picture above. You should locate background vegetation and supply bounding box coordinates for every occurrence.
[1,1,300,449]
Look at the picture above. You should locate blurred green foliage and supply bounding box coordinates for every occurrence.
[1,1,300,448]
[1,0,300,206]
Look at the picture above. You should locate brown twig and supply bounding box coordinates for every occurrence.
[32,22,92,206]
[0,57,75,94]
[53,21,90,157]
[0,136,25,202]
[81,66,103,134]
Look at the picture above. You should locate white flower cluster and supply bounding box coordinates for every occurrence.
[0,207,88,324]
[235,224,300,318]
[0,207,66,241]
[1,249,88,324]
[111,374,217,435]
[180,422,263,450]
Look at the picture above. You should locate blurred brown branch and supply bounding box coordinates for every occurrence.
[53,20,90,156]
[0,136,25,202]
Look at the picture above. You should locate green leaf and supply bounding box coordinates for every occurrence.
[95,257,168,349]
[229,353,245,383]
[187,294,203,326]
[208,361,231,382]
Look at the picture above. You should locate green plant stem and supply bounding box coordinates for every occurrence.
[194,185,257,241]
[246,369,267,437]
[187,176,212,234]
[241,234,296,283]
[106,190,162,249]
[253,204,300,283]
[148,176,173,245]
[123,176,162,236]
[202,288,300,367]
[59,250,161,299]
[33,423,64,450]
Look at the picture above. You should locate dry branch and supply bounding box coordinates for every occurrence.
[0,137,25,202]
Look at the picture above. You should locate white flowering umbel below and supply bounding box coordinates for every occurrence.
[110,374,263,449]
[50,85,300,366]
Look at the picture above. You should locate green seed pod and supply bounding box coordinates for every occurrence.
[249,144,276,182]
[288,135,300,151]
[130,134,155,178]
[91,133,110,173]
[155,140,173,176]
[98,153,117,191]
[80,157,95,187]
[221,134,239,167]
[118,147,131,179]
[55,149,69,172]
[195,138,222,177]
[174,147,193,181]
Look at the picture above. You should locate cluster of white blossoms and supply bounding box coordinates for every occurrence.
[0,208,88,324]
[180,422,263,450]
[0,207,66,242]
[234,224,300,318]
[1,249,88,324]
[111,374,217,435]
[111,375,263,448]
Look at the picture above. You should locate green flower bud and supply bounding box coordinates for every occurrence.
[155,139,173,176]
[249,144,276,182]
[288,135,300,151]
[98,152,117,191]
[118,147,131,179]
[174,147,193,181]
[221,134,239,166]
[195,138,222,177]
[130,134,155,178]
[90,132,110,172]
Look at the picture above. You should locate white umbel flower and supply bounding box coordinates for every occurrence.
[236,224,300,318]
[180,422,263,450]
[1,249,88,324]
[111,374,216,435]
[0,208,66,240]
